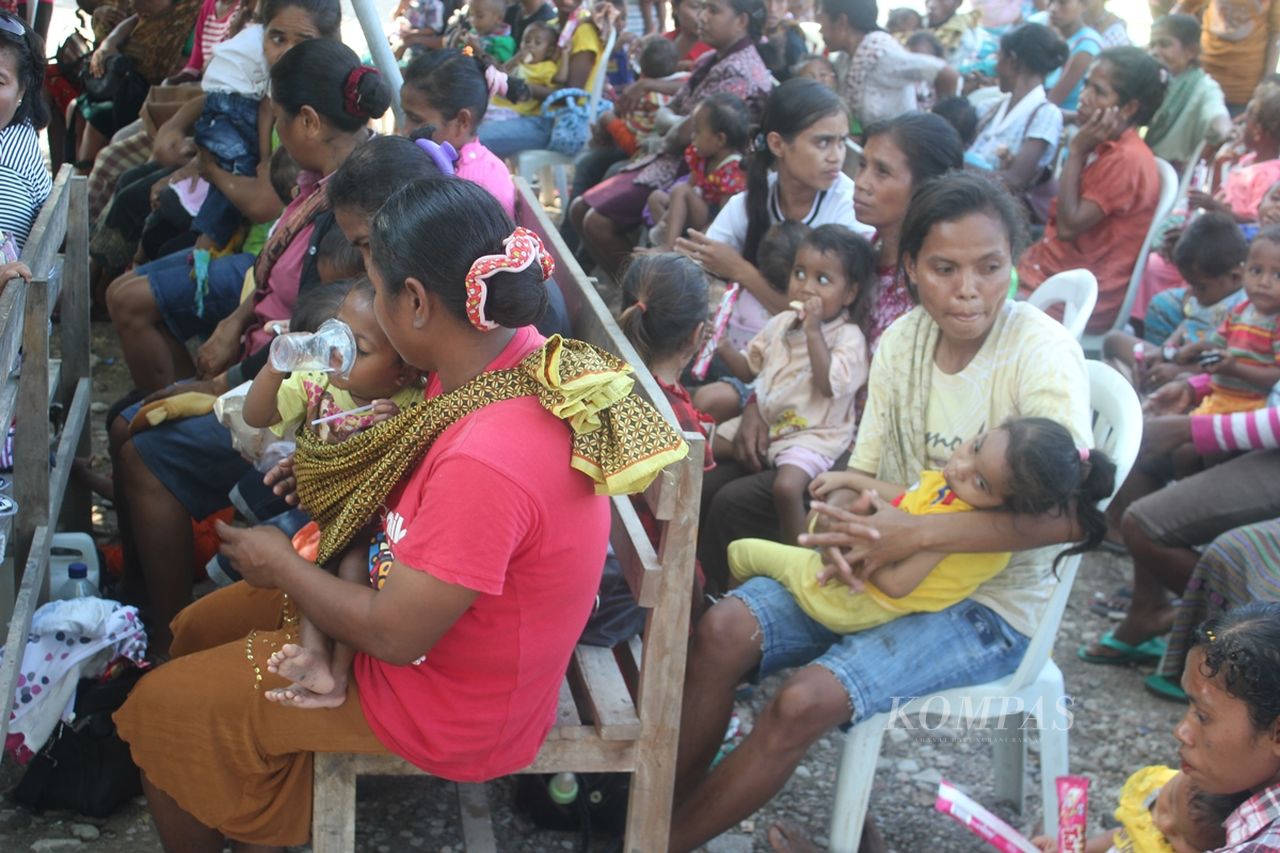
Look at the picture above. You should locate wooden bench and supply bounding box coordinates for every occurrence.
[0,166,94,757]
[311,179,704,852]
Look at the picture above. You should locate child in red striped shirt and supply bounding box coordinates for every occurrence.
[1190,226,1280,414]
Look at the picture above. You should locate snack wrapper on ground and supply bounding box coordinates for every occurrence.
[935,779,1039,853]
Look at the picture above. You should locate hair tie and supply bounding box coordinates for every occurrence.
[464,227,555,331]
[1078,447,1090,463]
[343,66,376,118]
[1206,628,1217,642]
[635,301,647,314]
[414,137,458,176]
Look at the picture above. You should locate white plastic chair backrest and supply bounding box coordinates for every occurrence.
[1005,360,1142,691]
[843,138,863,179]
[585,25,618,121]
[1026,269,1098,341]
[1174,140,1208,202]
[1108,157,1178,334]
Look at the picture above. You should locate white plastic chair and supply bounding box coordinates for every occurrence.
[1026,269,1098,342]
[513,26,617,219]
[827,361,1142,850]
[1080,157,1179,357]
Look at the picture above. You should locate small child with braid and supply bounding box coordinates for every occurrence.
[618,253,716,478]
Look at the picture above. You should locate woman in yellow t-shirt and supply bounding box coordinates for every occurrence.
[728,417,1115,634]
[477,0,606,156]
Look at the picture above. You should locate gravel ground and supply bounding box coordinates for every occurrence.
[0,321,1186,852]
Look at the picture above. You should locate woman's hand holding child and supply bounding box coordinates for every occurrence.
[215,521,297,588]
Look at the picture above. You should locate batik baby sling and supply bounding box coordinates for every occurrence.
[293,334,688,565]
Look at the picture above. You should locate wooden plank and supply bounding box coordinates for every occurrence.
[312,752,357,853]
[514,177,584,330]
[554,674,580,729]
[457,783,498,853]
[622,448,703,851]
[59,177,92,532]
[350,736,638,777]
[573,644,640,740]
[610,495,662,609]
[0,523,53,751]
[19,166,70,281]
[11,277,49,584]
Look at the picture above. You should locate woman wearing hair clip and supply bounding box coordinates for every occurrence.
[115,176,685,851]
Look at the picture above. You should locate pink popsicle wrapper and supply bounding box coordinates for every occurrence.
[691,282,741,381]
[1056,775,1089,853]
[935,779,1039,853]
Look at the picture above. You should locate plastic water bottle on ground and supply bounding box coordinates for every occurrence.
[269,318,357,376]
[55,563,98,600]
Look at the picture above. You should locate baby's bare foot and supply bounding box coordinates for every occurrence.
[266,643,335,696]
[264,682,348,709]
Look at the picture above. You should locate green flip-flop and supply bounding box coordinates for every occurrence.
[1076,631,1167,665]
[1144,673,1188,703]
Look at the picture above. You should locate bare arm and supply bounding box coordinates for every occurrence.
[1052,106,1129,242]
[242,364,286,428]
[716,337,757,382]
[1211,356,1280,392]
[201,159,285,224]
[1046,52,1092,107]
[802,307,835,397]
[802,493,1079,578]
[256,98,274,174]
[996,138,1050,190]
[1053,146,1104,242]
[565,49,596,89]
[219,523,479,665]
[867,550,948,598]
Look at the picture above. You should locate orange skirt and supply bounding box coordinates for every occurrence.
[1191,386,1267,416]
[114,583,389,845]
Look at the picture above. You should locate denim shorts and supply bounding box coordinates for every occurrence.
[728,577,1030,722]
[126,405,251,520]
[143,250,254,342]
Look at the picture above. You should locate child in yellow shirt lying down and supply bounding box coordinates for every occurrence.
[729,417,1116,633]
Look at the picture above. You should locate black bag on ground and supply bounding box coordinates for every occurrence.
[10,663,146,818]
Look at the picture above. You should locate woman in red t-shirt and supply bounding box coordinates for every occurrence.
[114,179,615,848]
[1017,47,1166,334]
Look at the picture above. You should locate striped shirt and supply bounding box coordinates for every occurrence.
[181,0,243,75]
[0,122,51,252]
[1209,299,1280,399]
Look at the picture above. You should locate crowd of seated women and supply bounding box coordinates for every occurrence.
[1,0,1278,850]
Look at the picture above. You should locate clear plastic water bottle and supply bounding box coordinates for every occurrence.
[268,318,357,377]
[547,772,579,805]
[55,563,98,600]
